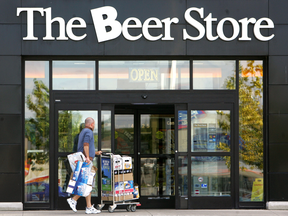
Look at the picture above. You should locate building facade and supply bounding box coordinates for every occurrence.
[0,0,288,211]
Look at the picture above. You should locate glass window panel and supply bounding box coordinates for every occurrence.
[193,60,236,90]
[91,159,99,197]
[178,156,188,196]
[25,61,50,203]
[191,156,231,196]
[99,60,189,90]
[141,157,175,196]
[115,115,134,154]
[178,111,188,152]
[58,110,98,152]
[191,110,230,152]
[101,111,112,153]
[141,114,175,154]
[53,61,95,90]
[239,60,263,202]
[58,157,71,198]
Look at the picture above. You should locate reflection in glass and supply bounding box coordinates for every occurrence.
[99,60,189,90]
[178,111,188,152]
[141,114,175,154]
[58,157,71,198]
[141,157,175,196]
[114,115,134,154]
[238,61,263,202]
[52,61,95,90]
[25,61,50,203]
[191,156,231,196]
[101,111,112,153]
[58,110,98,152]
[191,110,230,152]
[193,60,236,90]
[178,156,188,196]
[58,157,98,197]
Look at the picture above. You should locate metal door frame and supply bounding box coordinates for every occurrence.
[52,102,101,210]
[115,105,175,209]
[175,103,235,209]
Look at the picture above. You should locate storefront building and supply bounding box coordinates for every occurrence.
[0,0,288,211]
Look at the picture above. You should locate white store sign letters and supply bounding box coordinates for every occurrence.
[17,6,275,42]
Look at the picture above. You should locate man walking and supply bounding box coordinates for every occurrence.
[67,117,102,214]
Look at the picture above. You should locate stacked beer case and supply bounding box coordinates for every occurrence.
[102,155,134,201]
[100,153,140,212]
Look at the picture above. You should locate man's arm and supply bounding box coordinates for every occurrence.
[95,150,102,156]
[83,142,90,164]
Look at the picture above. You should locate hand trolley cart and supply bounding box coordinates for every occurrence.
[97,153,140,213]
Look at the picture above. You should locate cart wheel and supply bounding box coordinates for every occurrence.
[130,205,137,212]
[108,206,114,213]
[126,205,132,212]
[96,205,101,210]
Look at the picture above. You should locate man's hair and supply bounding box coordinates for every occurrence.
[85,117,94,126]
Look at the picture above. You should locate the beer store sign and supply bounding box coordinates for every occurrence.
[17,6,275,42]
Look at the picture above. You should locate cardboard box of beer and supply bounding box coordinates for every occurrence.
[122,156,132,170]
[114,173,133,182]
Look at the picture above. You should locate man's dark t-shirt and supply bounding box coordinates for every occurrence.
[73,134,80,152]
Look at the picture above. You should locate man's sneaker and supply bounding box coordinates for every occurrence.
[85,205,101,214]
[67,198,77,213]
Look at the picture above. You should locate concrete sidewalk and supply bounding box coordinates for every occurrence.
[1,209,288,216]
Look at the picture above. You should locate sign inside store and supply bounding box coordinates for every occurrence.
[17,6,275,42]
[198,177,204,182]
[129,68,158,82]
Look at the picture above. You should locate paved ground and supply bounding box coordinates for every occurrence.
[1,209,288,216]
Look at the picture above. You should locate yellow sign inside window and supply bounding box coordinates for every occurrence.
[251,178,263,201]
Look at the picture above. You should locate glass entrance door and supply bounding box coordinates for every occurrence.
[176,104,234,209]
[114,106,175,208]
[54,103,101,210]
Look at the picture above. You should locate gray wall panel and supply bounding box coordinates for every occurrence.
[105,0,186,24]
[187,0,268,21]
[0,174,21,202]
[0,25,21,55]
[269,144,288,172]
[269,114,288,143]
[0,56,21,85]
[0,85,21,114]
[0,144,21,173]
[18,0,270,25]
[21,0,104,24]
[269,0,288,24]
[0,0,21,24]
[269,56,288,84]
[16,0,275,56]
[269,25,288,55]
[0,115,21,144]
[269,173,288,201]
[104,25,186,56]
[186,24,269,56]
[21,24,104,55]
[269,86,288,114]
